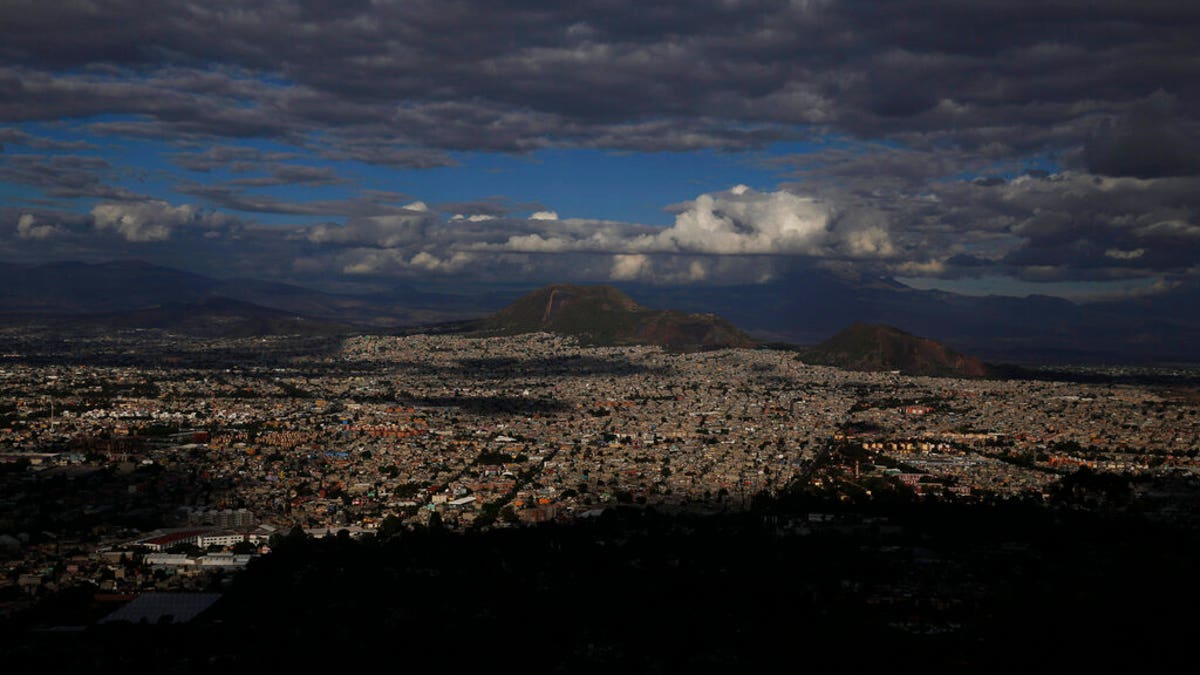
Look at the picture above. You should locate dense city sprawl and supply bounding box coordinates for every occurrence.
[1,330,1198,617]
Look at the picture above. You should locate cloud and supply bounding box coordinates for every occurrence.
[15,213,65,240]
[813,169,1200,283]
[0,153,143,200]
[91,200,239,242]
[334,248,475,276]
[227,164,344,187]
[175,182,417,217]
[488,186,894,261]
[1105,248,1145,260]
[4,2,1200,290]
[2,2,1196,157]
[637,188,834,255]
[314,141,458,169]
[1084,94,1200,178]
[306,206,438,248]
[610,253,650,280]
[171,146,297,173]
[273,187,881,284]
[757,130,1200,284]
[0,129,95,151]
[613,255,707,283]
[435,197,536,219]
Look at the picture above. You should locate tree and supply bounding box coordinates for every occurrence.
[232,539,258,555]
[269,524,309,552]
[500,505,520,524]
[377,515,405,539]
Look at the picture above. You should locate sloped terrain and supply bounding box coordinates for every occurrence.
[801,322,990,377]
[477,284,755,350]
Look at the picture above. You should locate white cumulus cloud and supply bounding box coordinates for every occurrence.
[91,200,237,242]
[307,207,437,248]
[492,186,894,261]
[610,253,651,280]
[15,213,65,240]
[633,188,832,255]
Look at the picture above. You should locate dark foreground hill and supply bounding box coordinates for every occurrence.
[801,322,990,377]
[473,284,756,350]
[4,499,1197,674]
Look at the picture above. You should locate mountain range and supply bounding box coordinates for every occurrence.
[615,268,1200,364]
[0,259,484,327]
[1,259,1196,364]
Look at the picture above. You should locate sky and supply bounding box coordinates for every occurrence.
[1,1,1198,299]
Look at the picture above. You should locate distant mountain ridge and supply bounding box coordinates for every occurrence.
[0,260,215,314]
[0,259,482,327]
[800,322,990,378]
[0,296,356,339]
[475,284,755,350]
[3,259,1198,363]
[618,269,1200,364]
[83,297,355,338]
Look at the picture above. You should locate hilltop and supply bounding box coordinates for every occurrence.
[800,322,990,378]
[473,284,755,350]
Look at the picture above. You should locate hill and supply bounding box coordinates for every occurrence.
[800,322,990,377]
[475,284,755,350]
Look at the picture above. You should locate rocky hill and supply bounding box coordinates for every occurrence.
[475,284,755,350]
[800,322,990,377]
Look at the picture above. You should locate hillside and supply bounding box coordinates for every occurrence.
[475,284,755,350]
[800,322,990,377]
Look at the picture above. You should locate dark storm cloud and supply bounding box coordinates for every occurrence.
[995,174,1200,279]
[1084,94,1200,178]
[5,1,1200,287]
[3,1,1196,155]
[778,162,1200,282]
